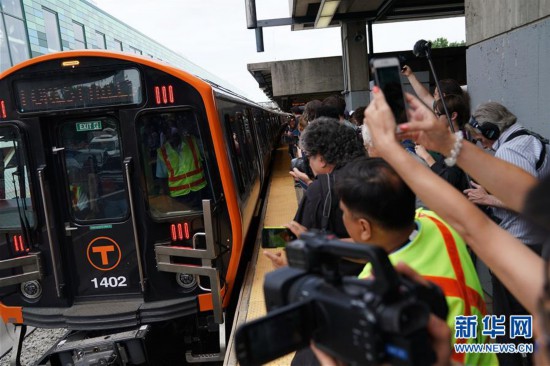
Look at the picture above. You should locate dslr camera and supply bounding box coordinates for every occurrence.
[235,231,448,366]
[290,156,307,173]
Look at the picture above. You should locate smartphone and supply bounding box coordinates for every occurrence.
[371,57,408,123]
[235,301,315,366]
[261,227,297,248]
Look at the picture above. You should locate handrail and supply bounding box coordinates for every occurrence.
[37,166,62,297]
[124,157,145,292]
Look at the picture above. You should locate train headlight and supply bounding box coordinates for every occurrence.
[176,273,197,292]
[21,280,42,300]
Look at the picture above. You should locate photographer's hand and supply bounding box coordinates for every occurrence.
[400,65,435,107]
[289,168,312,186]
[263,250,288,269]
[401,65,413,77]
[310,342,346,366]
[364,86,402,155]
[396,93,456,155]
[285,220,307,238]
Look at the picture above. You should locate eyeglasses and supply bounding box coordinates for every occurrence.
[434,110,444,117]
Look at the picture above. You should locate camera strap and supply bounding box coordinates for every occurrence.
[320,174,334,233]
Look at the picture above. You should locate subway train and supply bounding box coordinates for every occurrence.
[0,50,287,364]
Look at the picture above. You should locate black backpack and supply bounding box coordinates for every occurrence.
[504,129,549,170]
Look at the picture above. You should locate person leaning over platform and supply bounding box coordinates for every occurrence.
[264,117,366,271]
[335,157,496,366]
[310,88,550,366]
[361,87,550,364]
[264,117,367,366]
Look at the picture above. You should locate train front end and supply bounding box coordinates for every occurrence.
[0,51,241,363]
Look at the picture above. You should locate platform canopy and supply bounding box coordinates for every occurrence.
[289,0,464,30]
[248,0,465,107]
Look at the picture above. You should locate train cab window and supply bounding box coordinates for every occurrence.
[137,111,212,218]
[60,119,128,221]
[0,126,35,230]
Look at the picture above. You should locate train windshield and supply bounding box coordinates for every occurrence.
[60,118,128,221]
[137,110,211,218]
[0,126,35,230]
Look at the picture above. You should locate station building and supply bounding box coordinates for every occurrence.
[0,0,235,92]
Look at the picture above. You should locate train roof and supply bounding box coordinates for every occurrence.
[0,50,281,114]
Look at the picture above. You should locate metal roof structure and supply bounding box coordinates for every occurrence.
[289,0,464,30]
[246,0,465,106]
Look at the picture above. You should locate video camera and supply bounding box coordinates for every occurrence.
[235,231,448,366]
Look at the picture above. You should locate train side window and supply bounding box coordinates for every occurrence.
[60,119,128,222]
[237,111,258,182]
[137,110,212,218]
[224,114,247,195]
[0,126,36,230]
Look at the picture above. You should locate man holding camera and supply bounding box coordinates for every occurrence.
[336,157,496,366]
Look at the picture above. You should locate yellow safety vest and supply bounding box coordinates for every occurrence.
[359,209,498,365]
[158,137,207,197]
[70,184,81,209]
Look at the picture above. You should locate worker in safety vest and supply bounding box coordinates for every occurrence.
[156,127,207,207]
[336,157,497,366]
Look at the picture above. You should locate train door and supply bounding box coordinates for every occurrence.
[51,116,141,299]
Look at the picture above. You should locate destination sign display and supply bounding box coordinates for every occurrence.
[14,68,142,113]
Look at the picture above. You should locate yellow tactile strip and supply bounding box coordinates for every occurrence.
[246,147,298,365]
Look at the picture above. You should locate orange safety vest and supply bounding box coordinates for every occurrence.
[359,209,498,365]
[158,137,206,197]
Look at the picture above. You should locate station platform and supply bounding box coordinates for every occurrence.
[225,147,298,366]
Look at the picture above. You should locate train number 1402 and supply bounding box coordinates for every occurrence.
[91,276,127,288]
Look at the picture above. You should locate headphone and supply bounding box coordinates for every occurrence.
[468,116,500,140]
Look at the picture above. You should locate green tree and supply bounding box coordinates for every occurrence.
[430,37,465,48]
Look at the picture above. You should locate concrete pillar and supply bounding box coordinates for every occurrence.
[341,21,370,112]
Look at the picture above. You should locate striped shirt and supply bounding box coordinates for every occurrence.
[491,123,550,245]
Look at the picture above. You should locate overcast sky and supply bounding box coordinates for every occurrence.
[92,0,465,102]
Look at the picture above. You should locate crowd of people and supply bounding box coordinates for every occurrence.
[265,65,550,366]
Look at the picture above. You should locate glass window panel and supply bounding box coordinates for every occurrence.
[42,8,61,51]
[61,118,128,221]
[0,15,12,70]
[1,0,23,18]
[114,39,123,51]
[0,126,36,230]
[95,31,105,49]
[72,21,85,49]
[4,15,28,65]
[137,111,212,218]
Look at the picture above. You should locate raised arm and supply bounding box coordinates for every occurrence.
[363,87,543,314]
[401,65,435,108]
[397,95,538,213]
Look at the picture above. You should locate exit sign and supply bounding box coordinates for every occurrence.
[76,121,102,132]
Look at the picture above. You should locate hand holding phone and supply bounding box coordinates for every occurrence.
[261,227,297,248]
[371,57,408,124]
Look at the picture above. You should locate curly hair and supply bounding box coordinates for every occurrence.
[299,117,365,169]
